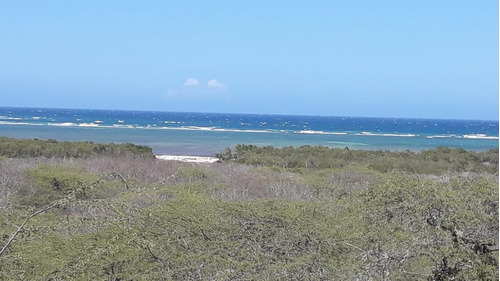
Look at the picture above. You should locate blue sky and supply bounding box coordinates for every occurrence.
[0,1,498,120]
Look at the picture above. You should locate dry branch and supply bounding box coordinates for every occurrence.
[0,203,58,257]
[0,171,130,258]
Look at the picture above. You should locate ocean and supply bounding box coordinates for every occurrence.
[0,107,498,156]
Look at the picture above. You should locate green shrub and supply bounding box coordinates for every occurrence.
[219,145,499,174]
[0,136,154,159]
[0,146,497,280]
[19,164,98,207]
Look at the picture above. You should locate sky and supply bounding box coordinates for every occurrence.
[0,1,498,120]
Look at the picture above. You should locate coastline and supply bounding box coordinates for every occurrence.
[0,107,498,153]
[155,154,221,164]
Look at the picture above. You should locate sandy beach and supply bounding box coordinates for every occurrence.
[155,154,221,164]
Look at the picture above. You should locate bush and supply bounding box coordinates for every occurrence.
[18,164,98,207]
[218,145,499,174]
[0,144,497,279]
[0,137,154,159]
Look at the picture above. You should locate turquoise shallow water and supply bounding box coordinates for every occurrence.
[0,107,498,155]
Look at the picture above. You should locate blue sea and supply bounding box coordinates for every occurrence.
[0,107,498,156]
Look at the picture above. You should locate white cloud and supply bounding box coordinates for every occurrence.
[184,78,200,86]
[207,79,227,89]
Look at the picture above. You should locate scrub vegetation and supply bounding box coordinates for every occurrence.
[0,138,498,280]
[0,136,154,159]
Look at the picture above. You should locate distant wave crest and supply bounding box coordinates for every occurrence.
[356,132,417,137]
[296,130,348,135]
[426,134,499,140]
[462,134,499,140]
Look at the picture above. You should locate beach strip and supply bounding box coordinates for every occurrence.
[156,154,220,164]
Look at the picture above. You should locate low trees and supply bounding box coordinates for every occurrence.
[0,137,154,159]
[223,144,499,174]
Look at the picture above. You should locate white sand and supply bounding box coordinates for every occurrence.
[156,155,220,164]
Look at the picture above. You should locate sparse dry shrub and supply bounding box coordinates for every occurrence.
[213,163,268,200]
[329,170,378,196]
[0,158,41,209]
[303,169,379,200]
[212,164,314,200]
[78,156,182,184]
[265,178,313,199]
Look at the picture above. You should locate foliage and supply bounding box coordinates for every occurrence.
[0,140,498,280]
[0,136,154,158]
[20,164,98,207]
[220,144,499,174]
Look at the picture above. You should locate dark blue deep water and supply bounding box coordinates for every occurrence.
[0,107,498,155]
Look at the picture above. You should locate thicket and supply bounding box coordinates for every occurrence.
[0,136,154,158]
[217,144,499,174]
[0,141,498,280]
